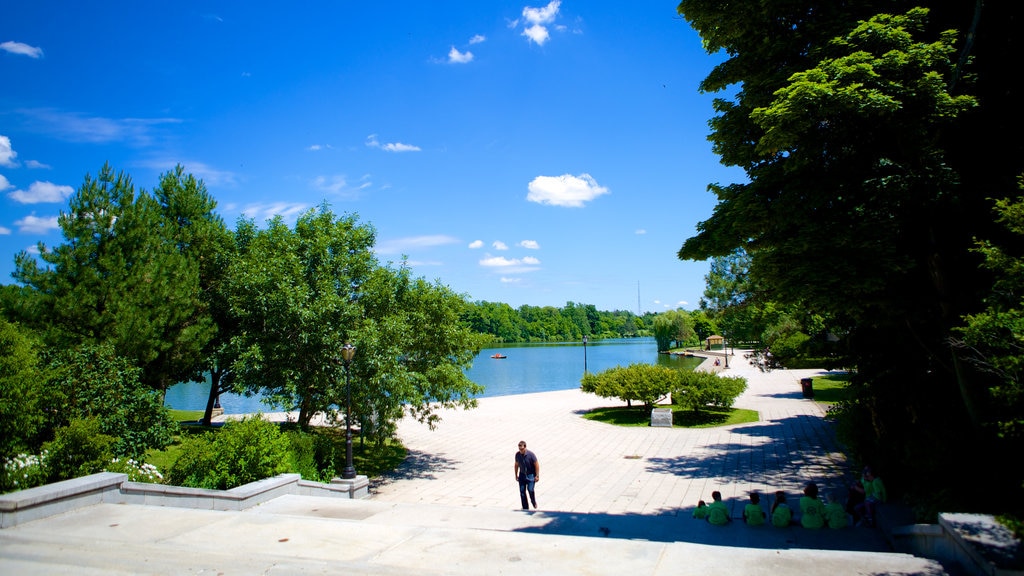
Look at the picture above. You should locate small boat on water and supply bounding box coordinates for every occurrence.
[490,353,507,359]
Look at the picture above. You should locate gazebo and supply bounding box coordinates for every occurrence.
[705,335,724,350]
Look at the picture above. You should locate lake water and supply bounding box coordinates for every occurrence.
[164,337,701,413]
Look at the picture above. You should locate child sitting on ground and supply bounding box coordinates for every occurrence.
[692,500,709,520]
[800,482,826,529]
[824,491,849,529]
[743,491,766,526]
[707,491,731,525]
[771,491,793,527]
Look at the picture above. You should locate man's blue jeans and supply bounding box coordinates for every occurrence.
[519,474,536,509]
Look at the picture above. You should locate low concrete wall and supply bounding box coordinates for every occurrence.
[0,472,369,528]
[891,515,1023,576]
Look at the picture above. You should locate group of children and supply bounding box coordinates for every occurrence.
[694,478,875,529]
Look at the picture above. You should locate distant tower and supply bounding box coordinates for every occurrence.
[637,281,641,316]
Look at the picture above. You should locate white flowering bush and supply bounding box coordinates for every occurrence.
[2,451,48,492]
[1,451,166,494]
[105,458,164,483]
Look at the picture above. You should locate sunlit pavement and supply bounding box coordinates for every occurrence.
[0,353,952,575]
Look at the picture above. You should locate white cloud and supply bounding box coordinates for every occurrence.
[0,226,10,235]
[376,235,460,255]
[0,174,10,190]
[492,240,508,250]
[500,277,522,284]
[526,173,609,207]
[25,160,50,169]
[677,300,689,307]
[20,108,180,146]
[635,229,646,235]
[522,24,550,45]
[468,240,484,249]
[0,135,17,167]
[366,134,421,152]
[520,1,561,45]
[307,144,332,151]
[1,41,43,58]
[136,159,238,188]
[15,213,59,234]
[518,240,540,249]
[8,181,73,204]
[479,255,541,274]
[469,34,486,44]
[311,175,349,194]
[238,202,310,224]
[448,46,473,64]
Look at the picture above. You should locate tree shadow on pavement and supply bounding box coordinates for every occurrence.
[370,449,459,490]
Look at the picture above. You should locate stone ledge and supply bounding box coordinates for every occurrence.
[1,472,369,528]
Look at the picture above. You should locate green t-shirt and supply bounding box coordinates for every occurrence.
[863,477,887,502]
[800,496,825,529]
[824,502,848,528]
[693,505,710,519]
[771,503,792,527]
[744,503,765,525]
[708,500,730,525]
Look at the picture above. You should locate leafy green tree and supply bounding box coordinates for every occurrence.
[11,163,214,393]
[957,193,1024,445]
[226,205,482,434]
[652,310,696,352]
[0,319,45,477]
[677,0,1023,510]
[152,166,235,426]
[581,363,676,410]
[226,207,373,428]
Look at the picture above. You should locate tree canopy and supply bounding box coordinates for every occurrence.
[677,0,1024,513]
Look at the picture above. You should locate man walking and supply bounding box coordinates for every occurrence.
[514,441,540,510]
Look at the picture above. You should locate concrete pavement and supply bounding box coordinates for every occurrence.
[0,352,955,575]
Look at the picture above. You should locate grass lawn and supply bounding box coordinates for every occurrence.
[811,372,853,405]
[583,404,759,428]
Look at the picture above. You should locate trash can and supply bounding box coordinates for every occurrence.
[800,377,814,399]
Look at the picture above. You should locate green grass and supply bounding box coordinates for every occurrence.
[811,372,853,405]
[582,404,759,428]
[169,409,205,422]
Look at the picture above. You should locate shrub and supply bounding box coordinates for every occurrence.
[1,451,48,493]
[104,458,164,483]
[43,344,177,460]
[43,417,116,483]
[285,429,336,483]
[166,416,290,490]
[581,363,676,409]
[672,371,747,413]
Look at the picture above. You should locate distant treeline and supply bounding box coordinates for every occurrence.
[461,300,655,343]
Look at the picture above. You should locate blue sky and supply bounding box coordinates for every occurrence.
[1,1,741,314]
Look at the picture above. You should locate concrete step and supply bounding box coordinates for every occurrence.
[0,495,953,576]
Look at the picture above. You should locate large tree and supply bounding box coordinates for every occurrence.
[676,0,1023,512]
[226,206,482,432]
[11,163,215,393]
[152,166,236,425]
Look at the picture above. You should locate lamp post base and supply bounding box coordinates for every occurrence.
[330,475,370,499]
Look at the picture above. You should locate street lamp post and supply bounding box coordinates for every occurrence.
[582,335,588,374]
[340,343,357,479]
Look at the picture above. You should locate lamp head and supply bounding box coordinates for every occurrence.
[341,342,356,364]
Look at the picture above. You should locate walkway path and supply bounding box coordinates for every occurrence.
[0,352,954,575]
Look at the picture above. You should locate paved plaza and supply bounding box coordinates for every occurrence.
[0,352,953,575]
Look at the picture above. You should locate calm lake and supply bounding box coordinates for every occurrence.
[164,337,702,413]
